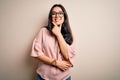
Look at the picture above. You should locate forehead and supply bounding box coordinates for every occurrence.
[52,7,63,12]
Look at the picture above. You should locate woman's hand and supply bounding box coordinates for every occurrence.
[56,60,72,71]
[52,22,62,37]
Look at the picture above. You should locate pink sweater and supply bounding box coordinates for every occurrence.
[31,27,76,80]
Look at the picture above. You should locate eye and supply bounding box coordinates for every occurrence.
[58,12,64,15]
[51,11,64,17]
[52,12,56,15]
[52,11,64,15]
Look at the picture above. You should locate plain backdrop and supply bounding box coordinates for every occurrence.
[0,0,120,80]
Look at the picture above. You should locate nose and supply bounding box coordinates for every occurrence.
[55,14,59,17]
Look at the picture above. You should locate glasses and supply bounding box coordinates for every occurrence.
[52,11,64,17]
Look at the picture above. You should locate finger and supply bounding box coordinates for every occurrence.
[61,67,66,71]
[52,21,57,26]
[64,68,67,71]
[59,24,62,27]
[66,63,72,67]
[64,66,69,71]
[52,21,61,27]
[63,67,67,71]
[65,61,72,67]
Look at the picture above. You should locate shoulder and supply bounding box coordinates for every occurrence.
[40,27,48,32]
[37,27,51,37]
[38,27,50,34]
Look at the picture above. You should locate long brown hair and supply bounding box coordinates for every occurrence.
[47,4,73,45]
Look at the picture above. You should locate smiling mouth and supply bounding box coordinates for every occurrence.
[55,18,60,21]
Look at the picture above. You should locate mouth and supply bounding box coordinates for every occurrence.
[55,18,60,22]
[53,17,63,26]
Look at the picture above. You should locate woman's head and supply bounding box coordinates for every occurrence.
[48,4,70,30]
[47,4,73,45]
[51,6,64,26]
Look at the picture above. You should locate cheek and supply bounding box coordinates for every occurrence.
[61,18,64,23]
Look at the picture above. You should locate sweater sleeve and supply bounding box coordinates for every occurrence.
[67,36,76,66]
[31,28,44,57]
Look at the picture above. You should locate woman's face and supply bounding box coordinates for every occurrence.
[52,7,64,26]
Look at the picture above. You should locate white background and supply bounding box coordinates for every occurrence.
[0,0,120,80]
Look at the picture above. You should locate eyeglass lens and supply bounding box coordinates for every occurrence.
[52,11,64,17]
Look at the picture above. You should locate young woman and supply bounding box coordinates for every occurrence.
[31,4,76,80]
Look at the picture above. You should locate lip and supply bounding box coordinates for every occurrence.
[55,18,61,21]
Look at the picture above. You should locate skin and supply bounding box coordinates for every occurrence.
[52,7,68,60]
[52,6,64,27]
[37,7,72,71]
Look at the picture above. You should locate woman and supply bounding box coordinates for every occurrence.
[31,4,76,80]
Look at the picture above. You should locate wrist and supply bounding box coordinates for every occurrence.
[56,33,62,38]
[51,59,57,66]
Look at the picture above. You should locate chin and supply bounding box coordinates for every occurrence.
[56,22,63,25]
[54,21,63,26]
[56,23,60,25]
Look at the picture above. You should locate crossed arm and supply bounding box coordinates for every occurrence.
[37,25,72,71]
